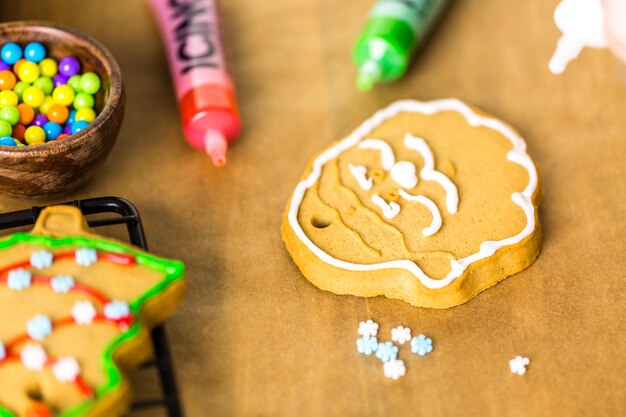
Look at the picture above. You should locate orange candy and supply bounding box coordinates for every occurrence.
[13,58,27,76]
[0,70,16,91]
[56,133,70,140]
[11,124,25,140]
[17,103,34,125]
[47,104,69,124]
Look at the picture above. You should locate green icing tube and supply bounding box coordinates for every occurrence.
[353,0,448,91]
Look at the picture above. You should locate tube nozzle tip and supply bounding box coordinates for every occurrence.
[204,129,228,167]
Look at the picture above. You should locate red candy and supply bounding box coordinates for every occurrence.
[11,124,25,140]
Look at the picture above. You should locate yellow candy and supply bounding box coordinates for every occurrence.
[17,61,40,84]
[22,87,45,108]
[0,90,18,108]
[24,126,45,144]
[39,58,58,77]
[39,96,55,115]
[52,85,74,106]
[75,107,96,123]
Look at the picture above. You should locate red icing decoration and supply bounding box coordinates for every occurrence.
[23,402,51,417]
[98,252,136,266]
[74,376,95,399]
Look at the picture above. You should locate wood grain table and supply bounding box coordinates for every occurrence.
[1,1,625,416]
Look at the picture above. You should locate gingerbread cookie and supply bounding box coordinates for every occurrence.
[0,206,185,416]
[282,99,542,308]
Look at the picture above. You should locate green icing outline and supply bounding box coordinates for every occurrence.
[0,232,185,417]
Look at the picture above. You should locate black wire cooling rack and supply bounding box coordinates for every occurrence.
[0,196,183,417]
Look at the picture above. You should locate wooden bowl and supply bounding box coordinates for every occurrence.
[0,21,125,200]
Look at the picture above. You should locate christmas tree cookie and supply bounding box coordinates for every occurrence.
[0,206,185,417]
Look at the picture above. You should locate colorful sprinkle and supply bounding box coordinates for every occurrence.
[75,247,97,266]
[104,301,130,320]
[356,335,378,356]
[358,319,379,338]
[27,315,53,341]
[71,301,97,325]
[410,334,433,356]
[20,343,47,370]
[391,325,411,345]
[509,356,530,376]
[30,250,53,269]
[52,356,80,382]
[7,269,31,291]
[50,275,75,293]
[375,341,399,362]
[383,359,406,380]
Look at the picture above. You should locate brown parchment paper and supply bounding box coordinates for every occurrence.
[1,0,625,416]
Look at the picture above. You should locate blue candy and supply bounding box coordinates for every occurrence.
[1,42,22,65]
[43,121,62,140]
[0,136,16,146]
[24,42,46,63]
[71,120,89,134]
[67,109,77,125]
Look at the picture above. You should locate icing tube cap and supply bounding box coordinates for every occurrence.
[180,84,241,166]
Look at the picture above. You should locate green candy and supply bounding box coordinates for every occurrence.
[33,76,54,95]
[0,106,19,126]
[13,81,30,101]
[80,72,101,95]
[73,92,94,110]
[68,75,82,92]
[0,120,11,137]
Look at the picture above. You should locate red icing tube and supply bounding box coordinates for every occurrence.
[149,0,241,167]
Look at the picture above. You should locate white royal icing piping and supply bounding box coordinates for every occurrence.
[348,164,373,191]
[371,195,400,219]
[390,161,418,189]
[359,139,396,169]
[287,99,538,290]
[404,134,458,214]
[399,190,442,236]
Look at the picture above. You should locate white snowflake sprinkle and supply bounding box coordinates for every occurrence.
[20,343,47,371]
[383,359,406,380]
[358,320,379,338]
[52,357,81,382]
[391,325,411,344]
[509,356,530,375]
[72,301,97,325]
